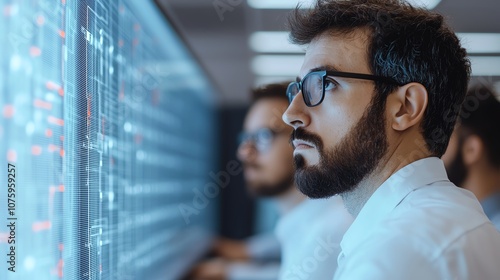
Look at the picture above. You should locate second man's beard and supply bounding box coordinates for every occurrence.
[246,174,295,197]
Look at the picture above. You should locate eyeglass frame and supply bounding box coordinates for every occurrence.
[286,70,404,107]
[237,127,287,153]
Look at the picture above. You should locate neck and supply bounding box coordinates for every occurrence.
[340,161,394,217]
[462,165,500,201]
[275,186,306,214]
[341,135,432,217]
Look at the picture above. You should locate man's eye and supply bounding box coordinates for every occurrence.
[324,78,338,91]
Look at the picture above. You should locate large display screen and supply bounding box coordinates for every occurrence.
[0,0,218,279]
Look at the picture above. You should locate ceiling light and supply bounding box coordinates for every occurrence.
[251,55,500,77]
[469,57,500,76]
[248,0,441,9]
[405,0,441,9]
[251,55,304,76]
[457,33,500,54]
[254,76,298,87]
[247,0,315,9]
[249,32,304,53]
[250,32,500,54]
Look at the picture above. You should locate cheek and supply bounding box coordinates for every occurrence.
[313,112,353,149]
[262,146,294,171]
[313,92,374,148]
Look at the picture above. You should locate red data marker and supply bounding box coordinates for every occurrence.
[36,15,45,26]
[7,150,17,162]
[57,259,64,278]
[3,5,13,16]
[34,99,52,110]
[32,145,42,156]
[48,116,64,126]
[3,105,14,118]
[30,46,42,57]
[32,221,52,232]
[48,144,59,152]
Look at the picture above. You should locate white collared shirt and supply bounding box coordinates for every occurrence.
[480,192,500,231]
[334,157,500,280]
[276,196,353,280]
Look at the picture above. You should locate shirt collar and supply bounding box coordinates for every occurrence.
[340,157,450,256]
[275,198,330,239]
[480,192,500,221]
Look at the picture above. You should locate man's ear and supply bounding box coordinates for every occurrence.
[387,83,428,131]
[462,135,484,166]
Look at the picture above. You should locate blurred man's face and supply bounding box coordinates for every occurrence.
[237,98,294,197]
[282,30,389,198]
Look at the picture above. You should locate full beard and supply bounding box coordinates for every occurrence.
[292,95,388,198]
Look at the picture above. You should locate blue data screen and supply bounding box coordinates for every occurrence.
[0,1,218,279]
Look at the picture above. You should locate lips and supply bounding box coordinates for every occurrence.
[244,168,259,179]
[292,139,315,150]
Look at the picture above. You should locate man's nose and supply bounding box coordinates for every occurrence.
[237,141,257,162]
[282,90,310,130]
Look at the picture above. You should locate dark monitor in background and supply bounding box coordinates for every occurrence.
[0,0,218,279]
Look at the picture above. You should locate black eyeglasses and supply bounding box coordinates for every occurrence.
[238,128,284,153]
[287,70,403,107]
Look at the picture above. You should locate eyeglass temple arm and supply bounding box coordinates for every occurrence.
[325,71,403,86]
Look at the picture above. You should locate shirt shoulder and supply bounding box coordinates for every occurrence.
[489,213,500,231]
[389,183,488,250]
[383,183,494,255]
[335,183,500,280]
[336,222,500,280]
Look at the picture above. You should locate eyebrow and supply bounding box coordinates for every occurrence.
[295,65,343,82]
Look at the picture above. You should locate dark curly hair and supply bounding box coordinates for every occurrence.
[251,82,291,103]
[287,0,471,157]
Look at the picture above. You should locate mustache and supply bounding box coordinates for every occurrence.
[289,128,323,150]
[243,162,261,169]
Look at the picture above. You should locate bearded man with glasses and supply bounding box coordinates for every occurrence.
[282,0,500,279]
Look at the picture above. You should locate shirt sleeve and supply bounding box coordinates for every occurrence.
[245,232,281,261]
[227,262,281,280]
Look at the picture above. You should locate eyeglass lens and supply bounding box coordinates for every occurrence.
[238,128,275,152]
[287,72,324,107]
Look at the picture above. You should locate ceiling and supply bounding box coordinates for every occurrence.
[156,0,500,106]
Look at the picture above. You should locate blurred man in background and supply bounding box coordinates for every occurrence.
[190,82,352,280]
[442,85,500,230]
